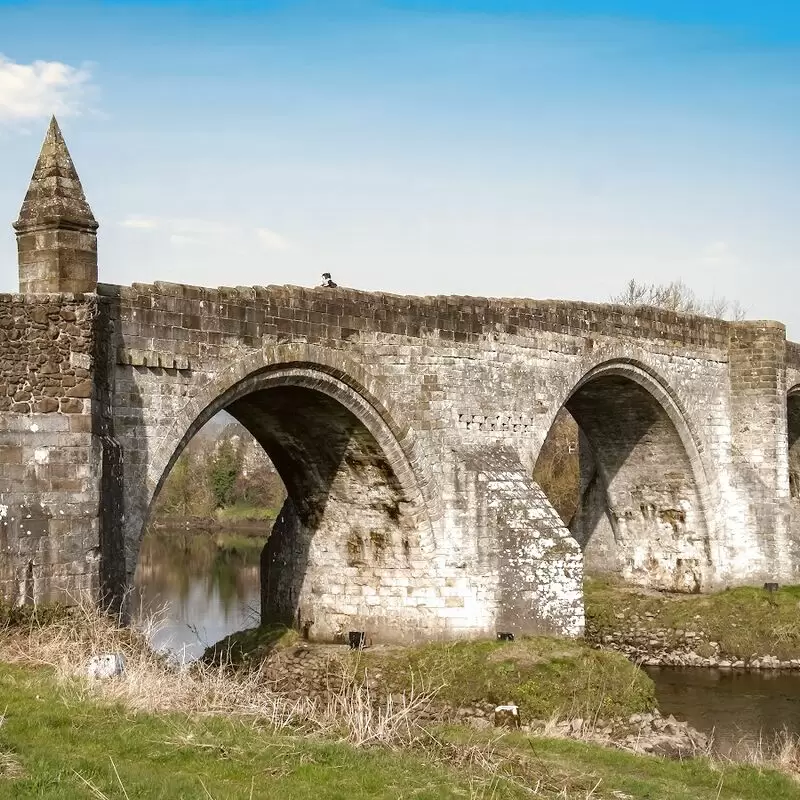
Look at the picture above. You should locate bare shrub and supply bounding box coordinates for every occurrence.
[611,278,746,321]
[532,408,580,525]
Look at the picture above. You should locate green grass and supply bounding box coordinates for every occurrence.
[203,623,300,666]
[205,627,657,721]
[0,664,489,799]
[585,577,800,659]
[215,503,279,523]
[0,662,798,799]
[439,726,800,800]
[359,636,657,720]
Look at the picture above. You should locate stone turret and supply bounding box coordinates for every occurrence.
[14,116,98,294]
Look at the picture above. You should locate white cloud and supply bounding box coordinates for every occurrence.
[169,233,202,247]
[0,54,92,123]
[120,216,159,230]
[699,240,737,266]
[121,215,291,252]
[255,227,290,251]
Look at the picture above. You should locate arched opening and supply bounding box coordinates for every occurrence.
[133,413,285,658]
[133,366,427,656]
[533,366,711,593]
[788,391,800,499]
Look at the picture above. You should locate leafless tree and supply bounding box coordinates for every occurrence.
[611,279,746,320]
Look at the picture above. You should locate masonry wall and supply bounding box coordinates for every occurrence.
[783,341,800,565]
[2,278,794,636]
[0,292,102,604]
[93,281,792,642]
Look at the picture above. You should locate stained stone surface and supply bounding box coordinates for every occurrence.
[3,119,800,644]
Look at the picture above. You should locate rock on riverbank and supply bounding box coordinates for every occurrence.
[204,629,706,757]
[584,578,800,669]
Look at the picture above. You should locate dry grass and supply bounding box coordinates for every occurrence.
[5,599,800,798]
[726,728,800,776]
[0,707,24,779]
[0,597,440,750]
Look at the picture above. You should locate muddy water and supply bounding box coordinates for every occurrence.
[644,665,800,757]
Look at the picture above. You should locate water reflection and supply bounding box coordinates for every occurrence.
[133,532,800,753]
[132,530,262,660]
[645,666,800,757]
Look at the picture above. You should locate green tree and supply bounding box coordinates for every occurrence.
[209,437,242,508]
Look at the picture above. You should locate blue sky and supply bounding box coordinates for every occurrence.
[0,1,798,332]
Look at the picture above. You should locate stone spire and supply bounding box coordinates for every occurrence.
[14,116,99,294]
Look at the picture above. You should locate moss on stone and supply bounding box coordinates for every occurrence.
[359,636,656,720]
[585,576,800,660]
[203,624,299,667]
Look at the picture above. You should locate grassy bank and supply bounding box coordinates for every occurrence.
[150,502,278,534]
[206,626,656,720]
[2,662,799,799]
[361,636,657,720]
[2,607,800,797]
[0,662,488,799]
[585,578,800,661]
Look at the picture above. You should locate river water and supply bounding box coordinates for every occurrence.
[132,530,262,661]
[133,530,800,755]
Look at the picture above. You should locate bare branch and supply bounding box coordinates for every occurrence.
[611,279,747,321]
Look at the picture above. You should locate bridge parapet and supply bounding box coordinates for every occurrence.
[99,279,733,359]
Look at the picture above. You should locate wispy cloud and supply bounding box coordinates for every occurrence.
[169,233,203,247]
[0,54,93,124]
[699,240,737,266]
[255,227,289,251]
[120,216,159,230]
[120,215,291,250]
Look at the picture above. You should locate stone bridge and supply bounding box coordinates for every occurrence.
[2,119,799,643]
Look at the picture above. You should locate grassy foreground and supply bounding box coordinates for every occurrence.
[207,627,657,720]
[360,636,656,720]
[1,662,799,799]
[585,578,800,660]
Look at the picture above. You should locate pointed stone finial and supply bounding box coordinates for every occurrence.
[14,117,99,294]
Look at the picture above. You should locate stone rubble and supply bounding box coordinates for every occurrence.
[206,641,708,757]
[589,619,800,670]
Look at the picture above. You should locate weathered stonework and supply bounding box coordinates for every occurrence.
[0,292,101,604]
[13,118,98,295]
[3,120,800,644]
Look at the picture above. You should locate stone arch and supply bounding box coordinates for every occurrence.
[787,385,800,498]
[535,358,714,592]
[147,343,436,522]
[136,344,437,642]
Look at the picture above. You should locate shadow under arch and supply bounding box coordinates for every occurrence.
[136,347,436,642]
[787,385,800,498]
[534,357,715,592]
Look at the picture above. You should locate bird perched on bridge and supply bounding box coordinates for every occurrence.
[321,272,338,288]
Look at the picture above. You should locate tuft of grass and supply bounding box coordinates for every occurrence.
[215,503,279,523]
[358,636,657,721]
[203,624,300,667]
[585,577,800,660]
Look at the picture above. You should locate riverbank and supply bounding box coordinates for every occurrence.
[149,504,276,535]
[205,625,717,758]
[2,664,797,800]
[1,609,799,798]
[585,578,800,668]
